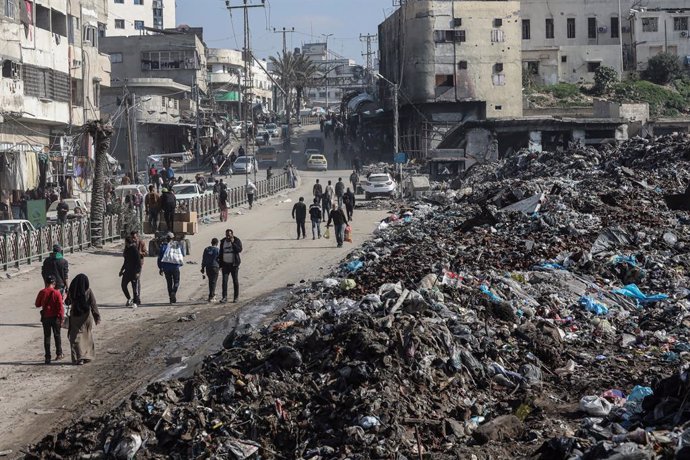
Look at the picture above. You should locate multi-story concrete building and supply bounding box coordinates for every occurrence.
[106,0,175,36]
[301,42,365,109]
[520,0,626,85]
[629,5,690,71]
[378,0,522,157]
[0,0,111,182]
[99,28,207,169]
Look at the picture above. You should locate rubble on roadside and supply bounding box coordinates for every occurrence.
[26,134,690,459]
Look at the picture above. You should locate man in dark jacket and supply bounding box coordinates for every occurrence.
[309,198,322,239]
[119,236,142,308]
[343,187,356,221]
[35,275,64,364]
[157,232,183,303]
[160,188,177,231]
[56,198,69,224]
[42,244,69,296]
[291,197,307,239]
[326,205,348,248]
[218,229,243,303]
[201,238,220,302]
[313,179,323,202]
[335,177,346,208]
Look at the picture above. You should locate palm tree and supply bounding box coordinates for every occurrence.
[293,53,318,120]
[269,51,298,125]
[85,120,113,247]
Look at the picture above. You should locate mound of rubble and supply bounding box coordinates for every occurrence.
[28,134,690,459]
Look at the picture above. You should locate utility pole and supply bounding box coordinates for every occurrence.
[194,83,201,168]
[123,86,136,183]
[131,93,139,182]
[226,0,265,188]
[359,33,378,72]
[322,33,333,110]
[273,26,294,55]
[393,82,402,196]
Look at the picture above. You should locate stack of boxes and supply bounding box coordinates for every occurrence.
[173,211,198,235]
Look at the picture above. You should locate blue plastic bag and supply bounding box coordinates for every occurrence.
[627,385,653,402]
[579,296,609,315]
[612,284,668,305]
[538,262,565,270]
[480,284,503,303]
[345,260,364,273]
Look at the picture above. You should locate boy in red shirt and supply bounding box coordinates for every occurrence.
[35,275,65,364]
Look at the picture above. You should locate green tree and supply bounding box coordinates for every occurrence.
[643,53,682,84]
[268,51,298,125]
[592,66,618,95]
[293,53,318,119]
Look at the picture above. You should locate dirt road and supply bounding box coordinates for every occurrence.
[0,127,387,455]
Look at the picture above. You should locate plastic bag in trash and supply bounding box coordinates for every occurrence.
[579,296,609,315]
[579,395,613,416]
[322,278,339,289]
[340,279,356,291]
[627,385,653,402]
[346,260,364,273]
[612,284,668,305]
[284,309,308,322]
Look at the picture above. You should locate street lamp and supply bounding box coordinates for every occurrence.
[373,72,402,195]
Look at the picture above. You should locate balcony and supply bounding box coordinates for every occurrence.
[209,73,238,84]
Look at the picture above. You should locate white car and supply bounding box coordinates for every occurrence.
[47,198,88,222]
[172,183,210,201]
[0,219,36,235]
[361,173,397,199]
[306,154,328,171]
[233,156,258,174]
[265,123,280,138]
[114,185,148,204]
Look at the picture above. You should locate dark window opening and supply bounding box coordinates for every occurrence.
[561,55,567,63]
[114,19,124,29]
[494,18,503,27]
[611,17,620,37]
[526,61,539,75]
[51,9,67,36]
[546,18,554,38]
[587,61,601,72]
[522,19,531,39]
[2,60,21,79]
[458,60,468,70]
[494,62,504,73]
[35,4,50,31]
[567,18,576,38]
[433,30,466,43]
[495,105,502,110]
[435,74,455,87]
[452,18,462,27]
[588,17,597,38]
[674,16,688,31]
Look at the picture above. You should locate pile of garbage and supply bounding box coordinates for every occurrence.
[28,134,690,459]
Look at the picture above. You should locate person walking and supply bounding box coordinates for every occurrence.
[309,198,322,240]
[66,274,100,365]
[35,275,64,364]
[119,236,142,308]
[313,179,323,203]
[218,184,229,222]
[326,204,348,248]
[56,197,69,224]
[160,187,177,231]
[201,238,220,302]
[322,180,334,221]
[349,170,359,193]
[218,229,243,303]
[335,177,346,208]
[42,244,69,297]
[157,232,183,303]
[246,181,257,209]
[130,229,148,267]
[292,197,307,239]
[145,185,160,232]
[343,187,356,221]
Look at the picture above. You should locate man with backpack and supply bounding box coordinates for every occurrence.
[157,232,183,304]
[160,188,177,231]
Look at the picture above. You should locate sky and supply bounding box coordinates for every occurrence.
[175,0,395,65]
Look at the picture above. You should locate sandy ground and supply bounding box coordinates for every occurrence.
[0,126,387,455]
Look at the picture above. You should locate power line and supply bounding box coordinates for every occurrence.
[359,33,378,71]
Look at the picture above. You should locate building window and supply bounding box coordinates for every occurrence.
[495,105,502,110]
[642,17,658,32]
[141,50,200,70]
[4,0,16,19]
[110,52,123,63]
[68,15,79,44]
[491,29,504,42]
[493,18,502,27]
[545,18,554,39]
[458,60,468,70]
[452,18,462,27]
[611,17,619,38]
[161,96,167,108]
[674,16,688,31]
[134,0,144,4]
[494,63,504,73]
[435,74,454,87]
[114,0,123,3]
[114,19,125,29]
[2,60,21,79]
[93,81,100,107]
[588,17,597,38]
[134,20,144,30]
[522,19,531,39]
[433,30,466,43]
[567,18,576,38]
[587,61,601,72]
[83,25,98,46]
[561,55,567,63]
[525,61,539,75]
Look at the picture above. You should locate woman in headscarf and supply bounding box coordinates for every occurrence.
[66,273,100,365]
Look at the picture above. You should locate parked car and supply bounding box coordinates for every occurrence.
[360,173,397,199]
[265,123,280,138]
[256,146,278,167]
[306,154,328,171]
[47,198,88,222]
[0,219,36,235]
[172,183,211,201]
[114,184,148,203]
[233,156,258,174]
[255,127,269,146]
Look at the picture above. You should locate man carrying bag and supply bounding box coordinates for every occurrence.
[157,233,184,304]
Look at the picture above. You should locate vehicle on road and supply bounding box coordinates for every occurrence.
[304,135,324,154]
[306,154,328,171]
[114,185,148,203]
[265,123,279,138]
[0,219,36,235]
[233,156,258,174]
[256,146,278,167]
[361,173,397,199]
[47,198,88,222]
[256,126,269,146]
[172,183,211,201]
[303,148,322,160]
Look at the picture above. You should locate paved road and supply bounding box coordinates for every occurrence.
[0,125,388,453]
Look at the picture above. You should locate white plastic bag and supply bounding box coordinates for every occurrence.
[161,242,184,265]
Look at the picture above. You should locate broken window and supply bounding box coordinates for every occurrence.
[642,17,658,32]
[141,50,199,71]
[588,17,597,39]
[71,79,83,106]
[611,17,619,38]
[525,61,539,75]
[452,18,462,27]
[35,4,50,31]
[2,60,21,80]
[567,18,576,38]
[587,61,601,72]
[51,9,66,36]
[494,18,503,27]
[435,74,454,87]
[92,81,100,107]
[522,19,531,39]
[545,18,554,39]
[495,105,503,110]
[674,16,688,31]
[434,30,465,43]
[458,61,468,70]
[494,63,504,73]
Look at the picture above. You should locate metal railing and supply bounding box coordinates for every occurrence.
[1,215,124,271]
[177,172,291,218]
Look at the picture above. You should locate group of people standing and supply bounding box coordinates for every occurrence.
[291,177,356,247]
